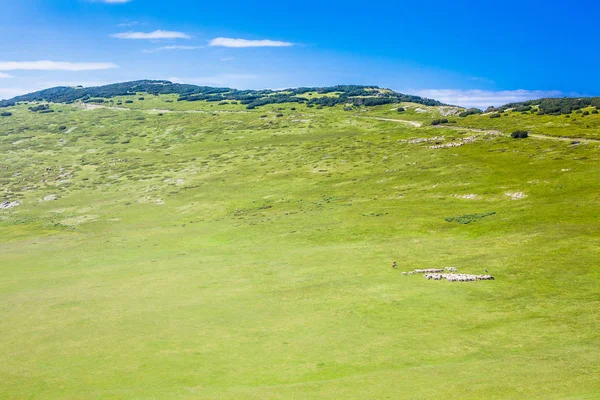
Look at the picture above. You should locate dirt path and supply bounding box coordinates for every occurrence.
[362,116,423,127]
[526,133,600,143]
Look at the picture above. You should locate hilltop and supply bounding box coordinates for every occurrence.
[0,80,446,109]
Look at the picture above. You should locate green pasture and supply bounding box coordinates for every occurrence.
[1,96,599,399]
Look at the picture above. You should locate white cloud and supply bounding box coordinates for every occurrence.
[410,89,564,109]
[0,61,118,71]
[169,74,258,87]
[143,45,203,53]
[111,30,190,40]
[0,72,13,78]
[209,37,293,48]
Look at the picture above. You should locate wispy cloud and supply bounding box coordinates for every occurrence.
[0,61,118,71]
[0,72,13,78]
[209,37,293,48]
[111,30,190,40]
[410,89,564,109]
[143,45,203,53]
[118,21,139,27]
[169,74,258,87]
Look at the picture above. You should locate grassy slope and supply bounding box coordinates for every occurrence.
[1,96,599,399]
[363,103,600,140]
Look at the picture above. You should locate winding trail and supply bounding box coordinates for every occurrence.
[363,116,423,127]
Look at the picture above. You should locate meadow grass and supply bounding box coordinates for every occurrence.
[1,96,599,399]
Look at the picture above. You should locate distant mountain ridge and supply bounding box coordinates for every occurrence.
[0,80,447,110]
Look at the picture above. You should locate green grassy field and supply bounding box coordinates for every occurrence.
[1,95,599,399]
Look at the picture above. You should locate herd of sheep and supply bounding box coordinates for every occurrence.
[0,201,20,209]
[401,267,494,282]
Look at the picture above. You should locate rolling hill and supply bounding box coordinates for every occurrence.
[0,84,599,399]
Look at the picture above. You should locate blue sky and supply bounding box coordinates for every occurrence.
[1,0,599,108]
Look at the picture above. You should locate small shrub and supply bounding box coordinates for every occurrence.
[397,107,405,113]
[28,104,50,112]
[0,112,12,117]
[511,130,529,139]
[58,126,67,130]
[446,212,496,224]
[39,109,55,114]
[489,113,501,118]
[592,110,599,114]
[276,113,284,117]
[582,111,590,116]
[431,118,449,125]
[125,100,133,104]
[290,107,296,110]
[138,97,145,101]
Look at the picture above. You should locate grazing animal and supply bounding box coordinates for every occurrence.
[392,261,398,269]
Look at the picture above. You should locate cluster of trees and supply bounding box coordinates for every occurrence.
[183,85,445,109]
[28,104,50,112]
[0,100,15,108]
[486,97,600,115]
[0,80,446,111]
[459,108,483,117]
[245,95,307,109]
